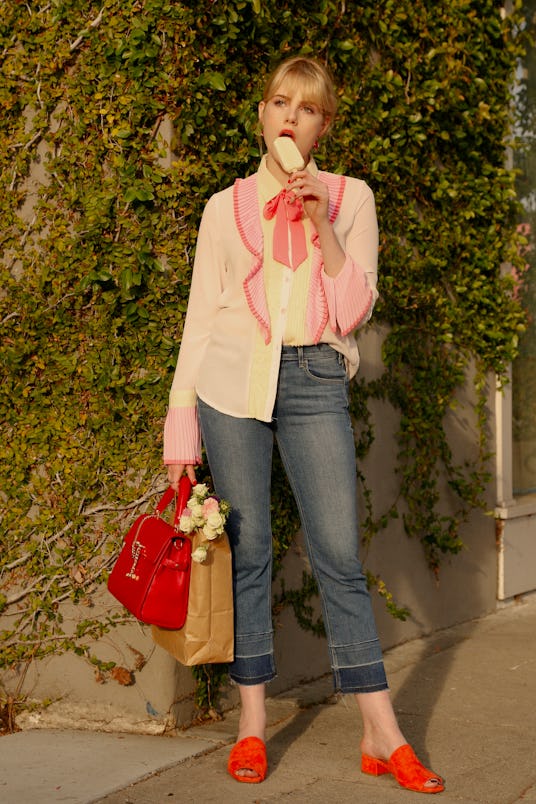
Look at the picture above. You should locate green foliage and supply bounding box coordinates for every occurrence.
[191,663,228,717]
[512,0,536,490]
[273,572,325,638]
[0,0,530,706]
[366,572,411,622]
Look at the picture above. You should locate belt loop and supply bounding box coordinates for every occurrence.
[297,346,305,368]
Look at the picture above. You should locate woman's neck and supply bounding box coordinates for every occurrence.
[265,153,304,187]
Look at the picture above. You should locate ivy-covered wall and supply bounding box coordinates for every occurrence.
[512,0,536,493]
[0,0,529,709]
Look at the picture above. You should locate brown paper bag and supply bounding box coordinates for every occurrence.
[151,530,234,665]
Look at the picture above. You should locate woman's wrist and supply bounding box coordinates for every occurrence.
[316,219,345,277]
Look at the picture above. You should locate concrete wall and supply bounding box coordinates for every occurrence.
[2,594,198,735]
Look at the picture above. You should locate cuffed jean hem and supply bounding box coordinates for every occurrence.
[228,655,276,686]
[228,632,276,686]
[229,669,277,686]
[333,661,388,694]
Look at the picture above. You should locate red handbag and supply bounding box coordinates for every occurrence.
[107,477,193,629]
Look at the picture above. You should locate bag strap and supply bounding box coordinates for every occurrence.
[156,477,193,529]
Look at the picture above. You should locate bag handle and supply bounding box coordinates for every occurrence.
[156,476,193,530]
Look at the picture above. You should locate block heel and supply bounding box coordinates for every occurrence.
[361,753,390,776]
[361,744,444,794]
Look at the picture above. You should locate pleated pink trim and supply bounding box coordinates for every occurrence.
[234,176,271,344]
[163,405,202,465]
[306,172,345,341]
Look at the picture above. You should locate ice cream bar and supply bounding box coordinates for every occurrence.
[273,136,305,173]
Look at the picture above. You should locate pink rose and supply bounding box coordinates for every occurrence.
[203,497,219,515]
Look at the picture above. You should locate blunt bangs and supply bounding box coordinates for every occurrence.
[263,57,338,122]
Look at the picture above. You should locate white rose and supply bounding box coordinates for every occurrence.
[191,484,208,500]
[189,502,205,526]
[202,524,219,541]
[206,511,224,530]
[191,545,209,563]
[179,512,195,534]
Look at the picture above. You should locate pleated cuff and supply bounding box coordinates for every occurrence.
[322,257,376,336]
[163,405,202,464]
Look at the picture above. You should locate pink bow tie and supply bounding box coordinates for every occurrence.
[263,189,307,270]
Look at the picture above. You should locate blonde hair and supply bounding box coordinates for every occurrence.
[262,56,338,125]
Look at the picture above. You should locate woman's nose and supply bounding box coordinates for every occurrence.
[286,107,298,123]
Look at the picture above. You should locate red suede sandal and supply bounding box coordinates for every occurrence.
[362,743,444,794]
[227,736,267,784]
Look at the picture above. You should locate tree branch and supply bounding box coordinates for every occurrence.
[69,9,104,52]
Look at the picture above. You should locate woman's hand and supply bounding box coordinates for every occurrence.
[289,170,346,277]
[166,463,197,491]
[288,170,330,229]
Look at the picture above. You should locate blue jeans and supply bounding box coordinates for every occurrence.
[198,344,387,694]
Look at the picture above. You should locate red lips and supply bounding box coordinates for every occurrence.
[279,129,295,140]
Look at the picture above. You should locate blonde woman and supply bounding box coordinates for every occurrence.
[164,56,444,794]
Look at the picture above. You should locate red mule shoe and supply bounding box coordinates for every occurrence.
[362,743,444,794]
[227,736,267,784]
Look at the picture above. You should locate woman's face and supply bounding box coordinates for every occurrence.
[259,79,329,176]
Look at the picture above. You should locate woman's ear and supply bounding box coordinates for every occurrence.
[258,101,265,126]
[320,116,331,137]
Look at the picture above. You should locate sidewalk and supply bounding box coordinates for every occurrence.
[2,595,536,804]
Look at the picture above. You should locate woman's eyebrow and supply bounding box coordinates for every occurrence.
[273,93,319,107]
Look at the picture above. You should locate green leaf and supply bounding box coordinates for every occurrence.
[205,72,226,91]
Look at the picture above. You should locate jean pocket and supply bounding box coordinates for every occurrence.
[303,352,347,384]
